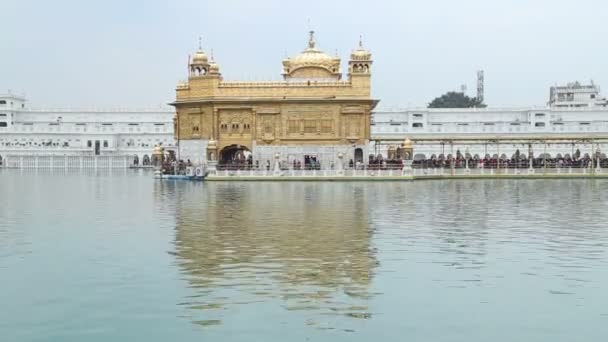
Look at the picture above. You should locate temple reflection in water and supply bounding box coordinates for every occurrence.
[169,182,378,328]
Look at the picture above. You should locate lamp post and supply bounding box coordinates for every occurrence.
[496,141,500,172]
[273,152,280,175]
[402,138,413,176]
[465,147,470,172]
[528,144,534,172]
[596,147,601,172]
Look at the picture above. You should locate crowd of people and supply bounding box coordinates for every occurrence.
[410,149,608,169]
[215,149,608,171]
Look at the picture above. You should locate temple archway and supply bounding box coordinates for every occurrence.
[354,148,363,163]
[220,144,251,165]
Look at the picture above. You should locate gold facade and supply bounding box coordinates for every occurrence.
[172,32,378,165]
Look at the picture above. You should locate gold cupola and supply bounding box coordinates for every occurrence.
[208,50,220,75]
[348,36,372,76]
[190,37,210,77]
[351,36,372,61]
[282,31,341,80]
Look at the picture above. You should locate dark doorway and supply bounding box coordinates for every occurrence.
[94,140,101,155]
[354,148,363,163]
[220,145,251,168]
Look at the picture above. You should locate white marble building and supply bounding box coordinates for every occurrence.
[371,83,608,160]
[0,93,175,167]
[549,81,608,108]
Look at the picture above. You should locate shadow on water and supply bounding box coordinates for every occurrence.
[165,182,379,329]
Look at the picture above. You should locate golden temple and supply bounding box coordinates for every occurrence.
[171,31,378,168]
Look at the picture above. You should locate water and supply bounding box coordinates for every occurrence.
[1,170,607,341]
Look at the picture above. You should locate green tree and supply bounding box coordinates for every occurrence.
[428,92,486,108]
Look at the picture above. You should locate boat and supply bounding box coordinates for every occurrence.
[154,166,207,181]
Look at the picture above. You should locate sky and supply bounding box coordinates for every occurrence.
[1,0,608,109]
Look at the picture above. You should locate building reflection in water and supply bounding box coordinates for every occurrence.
[170,182,378,328]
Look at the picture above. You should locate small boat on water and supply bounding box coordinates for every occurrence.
[154,166,207,181]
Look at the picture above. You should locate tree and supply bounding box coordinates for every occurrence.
[428,91,486,108]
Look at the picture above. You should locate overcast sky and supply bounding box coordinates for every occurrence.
[1,0,607,109]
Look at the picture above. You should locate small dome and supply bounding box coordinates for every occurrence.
[351,36,371,60]
[192,49,208,64]
[207,139,217,149]
[209,60,219,73]
[351,48,371,60]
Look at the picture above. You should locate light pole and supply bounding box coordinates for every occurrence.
[596,146,601,172]
[528,144,534,171]
[465,147,470,172]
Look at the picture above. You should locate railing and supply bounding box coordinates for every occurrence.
[219,80,352,88]
[1,155,132,169]
[209,166,608,178]
[411,166,607,177]
[208,160,608,178]
[212,169,407,177]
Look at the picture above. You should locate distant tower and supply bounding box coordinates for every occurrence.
[477,70,485,103]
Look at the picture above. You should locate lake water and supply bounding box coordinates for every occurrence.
[1,170,607,341]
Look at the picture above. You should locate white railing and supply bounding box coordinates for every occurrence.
[212,169,412,177]
[410,167,607,177]
[208,166,607,178]
[1,155,132,169]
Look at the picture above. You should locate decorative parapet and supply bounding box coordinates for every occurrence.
[176,81,190,90]
[218,80,352,88]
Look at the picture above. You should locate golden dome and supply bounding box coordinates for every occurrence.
[192,49,208,64]
[283,31,341,77]
[351,36,371,61]
[291,48,335,66]
[403,138,412,148]
[207,139,217,149]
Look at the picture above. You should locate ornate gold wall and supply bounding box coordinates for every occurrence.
[171,32,378,163]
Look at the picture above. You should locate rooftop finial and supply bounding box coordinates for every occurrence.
[308,30,315,49]
[359,35,363,48]
[210,48,214,61]
[198,36,202,50]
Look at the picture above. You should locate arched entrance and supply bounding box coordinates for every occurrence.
[142,155,150,166]
[133,155,139,166]
[220,144,252,168]
[354,148,363,163]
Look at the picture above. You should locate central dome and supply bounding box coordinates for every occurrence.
[291,33,336,65]
[291,48,335,65]
[282,31,341,80]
